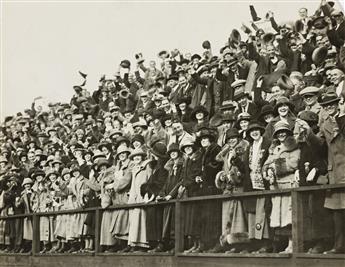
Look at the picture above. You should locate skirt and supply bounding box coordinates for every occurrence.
[220,199,248,245]
[100,210,116,246]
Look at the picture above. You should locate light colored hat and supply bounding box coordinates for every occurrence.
[273,121,292,137]
[299,86,320,96]
[116,145,131,158]
[129,147,146,160]
[22,178,33,186]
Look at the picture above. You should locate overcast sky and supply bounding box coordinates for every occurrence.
[1,0,344,119]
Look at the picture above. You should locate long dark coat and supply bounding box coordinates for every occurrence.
[141,159,169,242]
[199,143,223,249]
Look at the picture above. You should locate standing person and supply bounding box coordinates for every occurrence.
[124,148,152,252]
[150,143,184,253]
[141,141,169,252]
[302,93,345,254]
[243,122,272,253]
[18,178,34,253]
[109,145,132,251]
[197,129,223,252]
[263,121,301,253]
[210,128,249,253]
[179,138,203,253]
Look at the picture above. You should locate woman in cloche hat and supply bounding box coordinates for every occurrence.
[263,120,301,253]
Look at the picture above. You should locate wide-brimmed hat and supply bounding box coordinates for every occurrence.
[167,143,180,154]
[98,141,112,151]
[199,128,215,141]
[149,142,168,159]
[318,92,340,106]
[221,113,236,123]
[225,128,239,141]
[116,145,131,158]
[258,104,275,121]
[0,156,8,164]
[61,168,70,177]
[191,54,202,61]
[31,169,46,179]
[274,96,294,114]
[92,150,106,162]
[247,121,265,134]
[273,121,292,137]
[129,147,147,160]
[179,137,196,151]
[45,169,59,179]
[191,105,209,119]
[22,178,33,187]
[96,158,110,169]
[109,129,123,139]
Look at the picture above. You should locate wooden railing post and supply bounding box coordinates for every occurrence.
[174,201,183,254]
[291,189,304,254]
[94,208,101,253]
[32,214,40,255]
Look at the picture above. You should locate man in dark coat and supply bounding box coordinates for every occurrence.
[303,93,345,254]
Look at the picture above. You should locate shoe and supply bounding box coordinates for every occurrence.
[132,247,148,253]
[148,244,164,253]
[119,246,132,253]
[167,248,175,254]
[207,243,225,253]
[18,248,25,253]
[66,246,79,254]
[190,246,203,253]
[105,246,119,253]
[183,245,197,254]
[225,248,239,254]
[308,244,324,254]
[239,249,250,254]
[279,246,292,254]
[323,248,344,254]
[254,246,271,254]
[39,247,48,254]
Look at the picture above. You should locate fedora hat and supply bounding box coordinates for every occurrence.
[318,92,340,106]
[202,40,211,50]
[120,60,131,69]
[135,53,145,64]
[298,111,319,123]
[191,54,202,61]
[149,142,167,159]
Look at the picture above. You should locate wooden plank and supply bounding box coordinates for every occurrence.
[174,201,184,253]
[291,190,304,254]
[31,214,40,255]
[295,253,345,259]
[176,252,291,258]
[94,209,101,253]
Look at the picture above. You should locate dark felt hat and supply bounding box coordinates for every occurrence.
[318,92,340,106]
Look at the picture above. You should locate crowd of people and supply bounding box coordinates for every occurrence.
[0,0,345,256]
